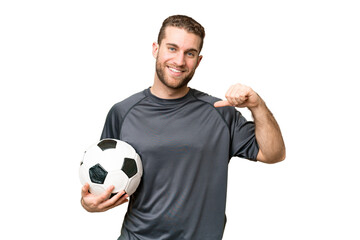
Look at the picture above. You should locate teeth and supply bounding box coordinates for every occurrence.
[169,67,181,73]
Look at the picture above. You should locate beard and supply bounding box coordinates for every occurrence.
[155,57,196,90]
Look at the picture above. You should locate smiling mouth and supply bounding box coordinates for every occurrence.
[168,66,185,73]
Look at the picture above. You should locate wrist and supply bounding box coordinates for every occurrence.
[249,98,266,115]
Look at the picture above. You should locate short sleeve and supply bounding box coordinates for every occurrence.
[230,110,259,161]
[100,105,122,140]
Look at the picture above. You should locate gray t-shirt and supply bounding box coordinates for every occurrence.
[101,88,259,240]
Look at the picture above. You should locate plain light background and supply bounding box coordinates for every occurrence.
[1,0,359,239]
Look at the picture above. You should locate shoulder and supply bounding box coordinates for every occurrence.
[109,89,148,117]
[191,88,221,105]
[191,88,238,122]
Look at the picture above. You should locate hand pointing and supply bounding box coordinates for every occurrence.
[214,83,262,109]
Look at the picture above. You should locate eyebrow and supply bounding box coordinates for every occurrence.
[166,43,199,53]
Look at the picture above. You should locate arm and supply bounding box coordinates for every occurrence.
[249,99,286,163]
[214,83,286,164]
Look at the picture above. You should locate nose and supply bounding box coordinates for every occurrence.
[173,52,185,66]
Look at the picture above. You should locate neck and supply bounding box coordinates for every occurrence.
[150,77,190,99]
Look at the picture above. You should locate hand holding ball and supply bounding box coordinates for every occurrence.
[79,139,143,197]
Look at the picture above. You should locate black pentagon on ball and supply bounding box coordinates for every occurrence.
[89,163,108,184]
[121,158,138,178]
[97,139,117,151]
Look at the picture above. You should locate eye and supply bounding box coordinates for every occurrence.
[168,47,176,52]
[187,52,195,57]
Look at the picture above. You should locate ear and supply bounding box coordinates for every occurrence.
[152,42,159,59]
[196,55,203,68]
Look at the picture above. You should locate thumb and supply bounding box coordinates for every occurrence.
[214,100,231,108]
[81,183,90,197]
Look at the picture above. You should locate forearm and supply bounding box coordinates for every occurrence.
[250,98,286,164]
[213,83,286,163]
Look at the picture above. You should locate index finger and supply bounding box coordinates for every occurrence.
[98,185,115,202]
[98,190,128,210]
[214,100,232,108]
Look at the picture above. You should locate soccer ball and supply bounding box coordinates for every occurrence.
[79,138,143,197]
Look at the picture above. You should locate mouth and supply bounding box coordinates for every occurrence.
[167,66,186,75]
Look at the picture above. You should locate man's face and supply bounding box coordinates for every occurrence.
[153,27,203,90]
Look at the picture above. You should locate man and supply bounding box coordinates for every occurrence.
[81,15,285,240]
